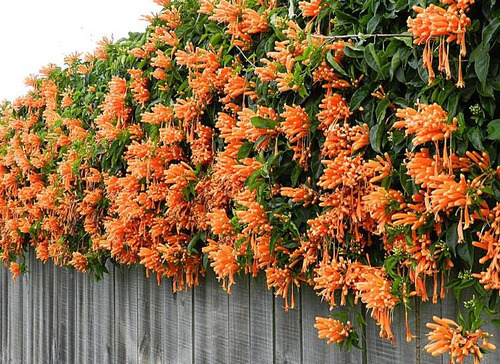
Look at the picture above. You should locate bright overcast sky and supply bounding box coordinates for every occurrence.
[0,0,161,102]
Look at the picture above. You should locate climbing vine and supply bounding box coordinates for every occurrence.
[1,0,499,361]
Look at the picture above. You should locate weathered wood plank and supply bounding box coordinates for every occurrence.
[114,265,139,364]
[0,258,7,363]
[365,304,417,364]
[90,261,115,363]
[21,251,34,364]
[249,273,274,363]
[57,265,77,362]
[74,268,93,364]
[164,277,193,364]
[194,269,229,364]
[275,283,302,364]
[137,267,165,364]
[416,298,443,364]
[228,274,251,364]
[7,260,24,364]
[300,284,364,364]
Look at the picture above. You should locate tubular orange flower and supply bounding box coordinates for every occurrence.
[299,0,323,17]
[317,92,351,130]
[425,316,496,363]
[394,103,457,146]
[314,317,351,344]
[279,104,310,167]
[9,262,21,282]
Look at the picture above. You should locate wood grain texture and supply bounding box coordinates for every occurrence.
[7,259,25,364]
[365,305,417,364]
[300,284,364,364]
[194,269,229,364]
[90,262,115,363]
[249,273,274,364]
[114,265,139,364]
[228,274,251,364]
[164,277,193,364]
[137,267,165,364]
[57,265,77,362]
[416,299,443,364]
[274,283,302,364]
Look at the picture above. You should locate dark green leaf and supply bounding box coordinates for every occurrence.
[487,119,500,140]
[250,116,277,129]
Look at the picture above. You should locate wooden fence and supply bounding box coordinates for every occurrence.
[0,250,498,363]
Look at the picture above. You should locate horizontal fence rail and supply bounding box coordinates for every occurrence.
[0,250,499,364]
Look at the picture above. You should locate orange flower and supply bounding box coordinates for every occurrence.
[313,255,348,307]
[425,316,496,363]
[9,261,21,282]
[408,3,472,86]
[395,103,457,145]
[69,252,89,273]
[266,264,300,310]
[128,69,150,107]
[280,185,317,207]
[317,92,351,130]
[279,105,310,167]
[202,238,242,294]
[299,0,323,17]
[314,317,351,344]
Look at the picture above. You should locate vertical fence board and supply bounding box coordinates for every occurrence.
[228,274,251,364]
[75,269,93,364]
[275,284,302,364]
[7,261,24,364]
[249,273,274,364]
[365,305,417,364]
[417,299,443,364]
[300,285,364,364]
[194,269,229,364]
[91,262,115,363]
[137,268,165,364]
[57,266,77,362]
[114,265,139,364]
[164,278,193,364]
[22,252,33,364]
[0,259,7,363]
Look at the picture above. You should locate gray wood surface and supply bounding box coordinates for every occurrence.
[249,272,274,364]
[194,269,229,363]
[137,267,165,364]
[228,274,251,364]
[1,250,499,364]
[274,283,302,364]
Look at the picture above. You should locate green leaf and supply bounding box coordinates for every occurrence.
[250,116,277,129]
[369,123,384,154]
[364,43,383,75]
[468,127,484,150]
[457,243,473,268]
[237,141,253,161]
[343,45,364,59]
[487,119,500,140]
[350,86,370,110]
[475,53,490,88]
[446,223,458,256]
[326,51,348,77]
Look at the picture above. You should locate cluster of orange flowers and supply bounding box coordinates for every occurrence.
[426,316,496,363]
[408,0,474,86]
[0,0,497,360]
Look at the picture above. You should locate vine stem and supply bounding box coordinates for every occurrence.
[311,33,413,40]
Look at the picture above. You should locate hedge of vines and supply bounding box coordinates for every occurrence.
[1,0,500,361]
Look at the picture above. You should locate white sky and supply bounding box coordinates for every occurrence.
[0,0,161,102]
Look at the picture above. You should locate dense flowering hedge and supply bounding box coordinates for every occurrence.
[1,0,499,361]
